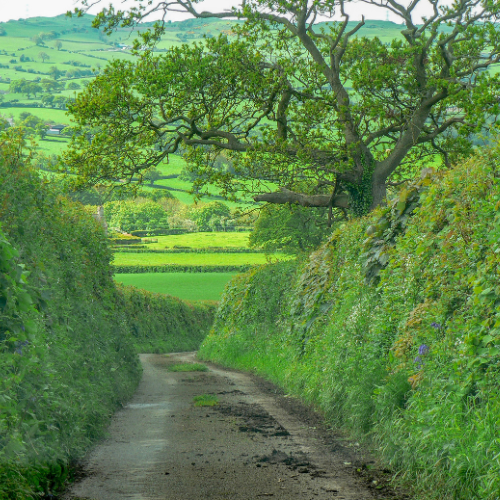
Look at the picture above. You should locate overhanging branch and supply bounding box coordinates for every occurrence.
[253,188,349,209]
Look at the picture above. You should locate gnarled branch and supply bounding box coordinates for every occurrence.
[254,188,349,208]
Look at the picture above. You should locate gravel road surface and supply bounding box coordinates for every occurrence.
[64,352,405,500]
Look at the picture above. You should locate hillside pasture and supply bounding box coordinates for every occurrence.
[114,272,236,301]
[1,107,70,123]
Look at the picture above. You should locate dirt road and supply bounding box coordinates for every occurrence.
[64,353,404,500]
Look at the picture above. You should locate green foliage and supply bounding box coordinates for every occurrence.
[200,144,500,500]
[112,249,281,267]
[362,173,431,284]
[0,225,38,347]
[9,80,43,100]
[104,199,169,232]
[141,231,252,250]
[115,283,215,353]
[67,183,174,206]
[37,51,49,63]
[114,247,263,253]
[193,202,231,231]
[0,128,215,498]
[249,204,328,254]
[108,236,142,245]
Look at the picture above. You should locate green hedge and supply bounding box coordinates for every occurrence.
[113,247,265,254]
[115,284,215,352]
[108,237,142,245]
[129,228,188,236]
[113,244,149,250]
[0,129,215,499]
[113,264,252,273]
[200,146,500,500]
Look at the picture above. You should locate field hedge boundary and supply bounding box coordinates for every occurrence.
[113,264,251,273]
[200,148,500,500]
[112,247,266,254]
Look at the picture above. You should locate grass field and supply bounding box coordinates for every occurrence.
[146,232,252,250]
[112,251,285,267]
[1,108,71,124]
[114,272,237,301]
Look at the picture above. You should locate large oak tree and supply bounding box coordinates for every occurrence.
[67,0,500,215]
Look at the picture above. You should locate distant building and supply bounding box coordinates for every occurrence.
[92,206,108,234]
[47,124,66,135]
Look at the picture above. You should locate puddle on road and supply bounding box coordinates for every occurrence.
[126,403,172,410]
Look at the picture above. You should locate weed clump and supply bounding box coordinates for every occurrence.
[193,394,219,407]
[168,363,209,372]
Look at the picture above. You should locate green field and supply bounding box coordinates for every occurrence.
[114,272,236,301]
[144,232,252,250]
[1,108,71,124]
[112,251,286,267]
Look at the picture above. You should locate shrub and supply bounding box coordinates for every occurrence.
[193,201,231,231]
[104,199,169,232]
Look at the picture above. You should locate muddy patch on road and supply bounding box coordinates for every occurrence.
[64,353,409,500]
[217,401,290,437]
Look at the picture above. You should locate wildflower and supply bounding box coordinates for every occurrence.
[418,344,430,355]
[413,356,423,369]
[14,340,30,355]
[431,322,441,329]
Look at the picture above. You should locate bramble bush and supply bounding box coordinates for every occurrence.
[200,145,500,500]
[0,129,214,499]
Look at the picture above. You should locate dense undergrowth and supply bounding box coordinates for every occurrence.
[200,146,500,500]
[0,129,214,499]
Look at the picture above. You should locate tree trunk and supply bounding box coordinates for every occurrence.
[370,179,387,210]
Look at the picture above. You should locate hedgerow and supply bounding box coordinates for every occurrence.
[200,145,500,500]
[113,247,265,254]
[113,264,252,273]
[0,129,214,499]
[115,283,214,353]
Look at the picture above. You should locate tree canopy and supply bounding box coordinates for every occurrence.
[68,0,500,216]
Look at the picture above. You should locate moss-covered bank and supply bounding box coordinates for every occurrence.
[0,130,214,499]
[200,147,500,500]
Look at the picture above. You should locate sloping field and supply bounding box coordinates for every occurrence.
[114,272,236,301]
